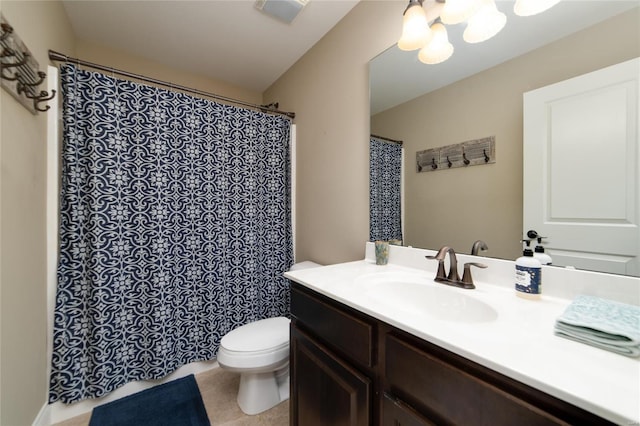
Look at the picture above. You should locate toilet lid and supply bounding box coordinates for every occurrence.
[221,317,291,352]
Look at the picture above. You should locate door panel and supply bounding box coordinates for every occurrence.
[523,58,639,276]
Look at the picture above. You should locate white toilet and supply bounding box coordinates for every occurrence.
[217,261,321,415]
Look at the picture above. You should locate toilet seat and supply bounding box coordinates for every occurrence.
[221,317,290,352]
[217,344,289,370]
[220,341,288,357]
[218,317,290,371]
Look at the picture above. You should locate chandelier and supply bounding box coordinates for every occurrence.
[398,0,562,64]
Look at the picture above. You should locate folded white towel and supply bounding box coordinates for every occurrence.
[554,295,640,357]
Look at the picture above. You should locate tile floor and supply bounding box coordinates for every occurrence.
[53,368,289,426]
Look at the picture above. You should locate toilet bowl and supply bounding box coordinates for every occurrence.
[217,317,291,415]
[217,261,321,415]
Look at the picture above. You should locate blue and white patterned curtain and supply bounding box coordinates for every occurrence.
[369,137,403,242]
[49,64,293,404]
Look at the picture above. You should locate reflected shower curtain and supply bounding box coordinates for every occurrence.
[49,64,293,403]
[369,137,403,242]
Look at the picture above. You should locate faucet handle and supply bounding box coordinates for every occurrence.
[461,262,488,289]
[425,255,447,280]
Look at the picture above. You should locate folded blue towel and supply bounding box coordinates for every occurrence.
[554,295,640,357]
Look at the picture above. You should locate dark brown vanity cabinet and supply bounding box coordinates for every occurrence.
[381,393,434,426]
[290,283,613,426]
[290,284,374,425]
[290,326,371,425]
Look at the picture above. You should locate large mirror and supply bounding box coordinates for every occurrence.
[369,1,639,276]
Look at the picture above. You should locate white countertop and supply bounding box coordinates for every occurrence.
[285,254,640,424]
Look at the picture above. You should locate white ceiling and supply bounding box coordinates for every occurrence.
[60,0,639,109]
[62,0,359,93]
[370,1,639,115]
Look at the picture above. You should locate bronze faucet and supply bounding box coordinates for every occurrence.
[426,246,487,289]
[471,240,488,256]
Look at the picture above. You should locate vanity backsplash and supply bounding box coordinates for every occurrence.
[364,242,640,305]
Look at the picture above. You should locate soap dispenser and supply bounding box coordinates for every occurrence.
[527,230,552,265]
[515,239,541,300]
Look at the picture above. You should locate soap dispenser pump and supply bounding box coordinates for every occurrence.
[527,230,552,265]
[515,239,541,300]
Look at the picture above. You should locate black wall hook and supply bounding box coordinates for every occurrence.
[1,15,56,114]
[416,136,495,173]
[17,70,46,94]
[0,23,12,42]
[0,49,29,80]
[25,89,56,112]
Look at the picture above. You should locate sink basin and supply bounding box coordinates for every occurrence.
[354,272,498,323]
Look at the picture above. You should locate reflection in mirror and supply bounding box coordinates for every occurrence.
[369,2,639,276]
[369,136,403,243]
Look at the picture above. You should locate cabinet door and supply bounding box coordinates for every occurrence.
[291,324,370,426]
[382,393,436,426]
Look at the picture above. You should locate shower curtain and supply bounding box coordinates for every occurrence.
[49,64,293,404]
[369,137,403,242]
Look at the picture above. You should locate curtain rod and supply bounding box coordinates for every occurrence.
[48,50,295,119]
[371,134,403,145]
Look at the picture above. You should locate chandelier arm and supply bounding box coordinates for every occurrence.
[403,0,424,16]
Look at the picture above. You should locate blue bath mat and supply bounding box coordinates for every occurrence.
[89,375,210,426]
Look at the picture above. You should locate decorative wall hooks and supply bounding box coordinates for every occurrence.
[1,14,55,114]
[416,136,496,173]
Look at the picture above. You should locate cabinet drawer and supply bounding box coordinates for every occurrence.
[291,285,374,368]
[385,334,569,426]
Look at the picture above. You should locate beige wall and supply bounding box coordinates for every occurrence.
[370,8,640,260]
[75,40,263,105]
[265,1,403,264]
[0,1,75,424]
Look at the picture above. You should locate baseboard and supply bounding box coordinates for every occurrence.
[32,402,50,426]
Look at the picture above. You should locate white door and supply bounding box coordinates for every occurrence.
[523,58,639,277]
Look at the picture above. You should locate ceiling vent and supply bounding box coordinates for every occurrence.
[254,0,309,24]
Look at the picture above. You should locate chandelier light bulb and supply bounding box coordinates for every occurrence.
[403,0,563,67]
[398,2,432,51]
[463,0,507,43]
[418,21,454,64]
[440,0,480,25]
[514,0,561,17]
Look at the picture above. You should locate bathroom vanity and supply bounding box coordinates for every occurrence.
[285,244,640,425]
